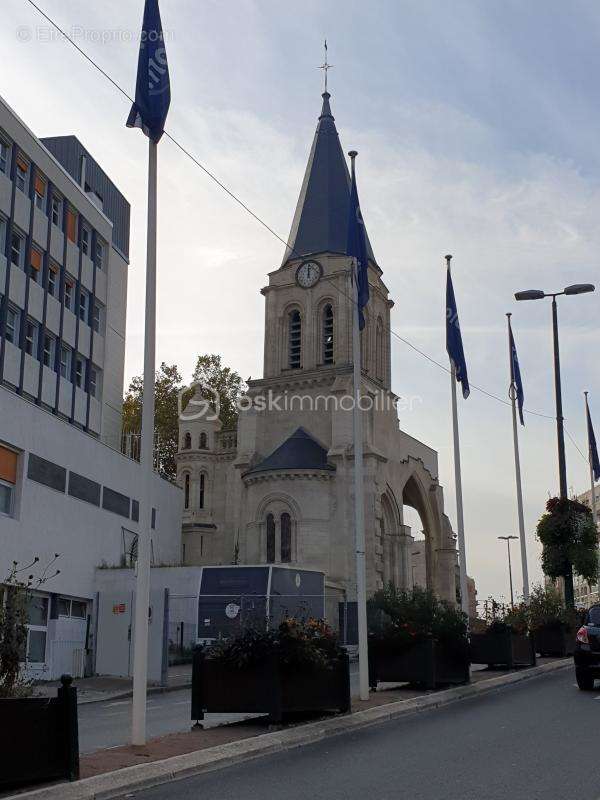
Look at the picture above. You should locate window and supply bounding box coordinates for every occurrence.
[48,264,58,297]
[0,216,6,253]
[79,289,88,322]
[96,239,105,270]
[25,595,48,663]
[10,230,24,268]
[183,432,191,450]
[24,319,38,357]
[5,306,19,344]
[64,279,74,310]
[0,444,17,517]
[184,473,190,510]
[42,333,55,369]
[60,345,72,379]
[199,432,207,449]
[75,355,85,388]
[288,309,302,369]
[51,196,62,228]
[81,226,90,256]
[30,248,42,282]
[66,208,77,243]
[322,304,334,365]
[34,173,46,211]
[15,156,29,194]
[0,140,10,175]
[266,513,275,563]
[376,317,384,381]
[281,512,292,563]
[199,473,205,509]
[89,366,100,397]
[58,598,87,619]
[92,303,102,333]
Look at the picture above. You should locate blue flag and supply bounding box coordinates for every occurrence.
[126,0,170,143]
[509,319,525,425]
[587,399,600,482]
[446,267,470,399]
[346,164,369,330]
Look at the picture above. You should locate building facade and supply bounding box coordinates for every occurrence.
[176,90,458,607]
[0,95,182,679]
[573,484,600,607]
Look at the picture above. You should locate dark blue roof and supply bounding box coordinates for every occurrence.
[281,93,376,267]
[244,428,335,476]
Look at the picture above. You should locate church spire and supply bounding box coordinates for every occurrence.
[281,90,377,267]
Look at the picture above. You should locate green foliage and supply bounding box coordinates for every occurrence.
[481,597,528,634]
[527,584,583,631]
[192,354,246,431]
[367,585,468,655]
[536,497,598,585]
[207,618,343,671]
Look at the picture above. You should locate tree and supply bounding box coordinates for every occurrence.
[536,497,598,597]
[192,354,246,430]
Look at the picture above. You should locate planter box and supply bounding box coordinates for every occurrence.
[191,649,351,724]
[368,639,470,690]
[0,675,79,791]
[533,625,575,657]
[469,630,535,668]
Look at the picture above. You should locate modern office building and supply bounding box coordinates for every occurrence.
[573,484,600,607]
[0,94,182,679]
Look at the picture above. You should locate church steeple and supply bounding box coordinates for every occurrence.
[281,92,377,267]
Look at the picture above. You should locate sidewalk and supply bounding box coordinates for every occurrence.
[33,664,192,705]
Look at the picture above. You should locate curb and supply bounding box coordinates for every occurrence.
[76,681,193,706]
[8,659,572,800]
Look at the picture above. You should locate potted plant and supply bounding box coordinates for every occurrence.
[191,617,350,725]
[469,599,535,669]
[367,586,469,690]
[528,585,581,657]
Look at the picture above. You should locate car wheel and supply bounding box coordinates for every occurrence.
[576,668,595,691]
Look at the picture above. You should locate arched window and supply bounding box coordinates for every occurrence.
[361,312,369,371]
[281,512,292,563]
[199,473,205,509]
[183,432,191,450]
[322,304,334,365]
[199,432,207,449]
[288,310,302,369]
[266,513,276,563]
[376,317,384,381]
[184,474,190,509]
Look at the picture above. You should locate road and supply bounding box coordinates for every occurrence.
[123,669,599,800]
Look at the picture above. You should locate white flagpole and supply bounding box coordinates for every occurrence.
[507,314,529,601]
[132,138,158,746]
[584,392,598,523]
[446,255,469,616]
[352,253,369,701]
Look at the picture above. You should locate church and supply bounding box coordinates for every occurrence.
[176,89,459,612]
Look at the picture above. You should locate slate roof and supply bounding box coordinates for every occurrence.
[281,92,376,267]
[244,427,335,476]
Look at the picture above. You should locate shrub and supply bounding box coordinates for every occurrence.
[481,597,528,635]
[527,584,584,631]
[536,497,598,585]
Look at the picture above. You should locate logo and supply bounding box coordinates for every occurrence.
[178,381,220,422]
[225,603,240,619]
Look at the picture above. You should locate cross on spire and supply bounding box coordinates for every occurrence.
[318,39,333,94]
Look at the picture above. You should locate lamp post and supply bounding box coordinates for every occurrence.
[514,283,595,607]
[498,535,519,606]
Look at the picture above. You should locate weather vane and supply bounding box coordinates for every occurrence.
[318,39,333,94]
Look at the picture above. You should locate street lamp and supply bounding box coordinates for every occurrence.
[498,535,519,606]
[514,282,595,606]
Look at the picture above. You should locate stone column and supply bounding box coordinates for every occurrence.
[397,524,414,590]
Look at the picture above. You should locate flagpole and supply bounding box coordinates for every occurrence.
[132,138,158,746]
[585,392,598,524]
[507,314,529,601]
[349,151,369,702]
[446,255,469,616]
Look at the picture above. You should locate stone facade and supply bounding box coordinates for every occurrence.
[176,90,458,604]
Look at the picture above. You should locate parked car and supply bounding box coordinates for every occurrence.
[573,604,600,690]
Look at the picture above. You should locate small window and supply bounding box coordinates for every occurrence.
[0,216,6,253]
[48,264,58,297]
[0,140,10,176]
[183,432,191,450]
[266,513,276,564]
[281,512,292,563]
[51,196,62,228]
[42,333,55,369]
[10,230,24,268]
[75,356,85,388]
[288,309,302,369]
[199,473,205,509]
[64,280,74,311]
[79,289,88,322]
[199,432,207,449]
[60,345,72,380]
[34,173,46,211]
[184,473,190,509]
[322,304,334,365]
[81,226,90,256]
[92,303,102,333]
[5,306,19,344]
[0,444,17,517]
[66,209,77,244]
[71,600,87,619]
[89,366,100,398]
[96,239,104,270]
[15,156,29,194]
[57,598,70,617]
[30,248,42,282]
[24,319,38,357]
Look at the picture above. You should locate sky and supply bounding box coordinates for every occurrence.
[2,0,599,604]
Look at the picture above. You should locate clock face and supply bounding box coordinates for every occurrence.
[296,260,322,288]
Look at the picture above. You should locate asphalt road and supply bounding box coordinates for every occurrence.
[124,668,599,800]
